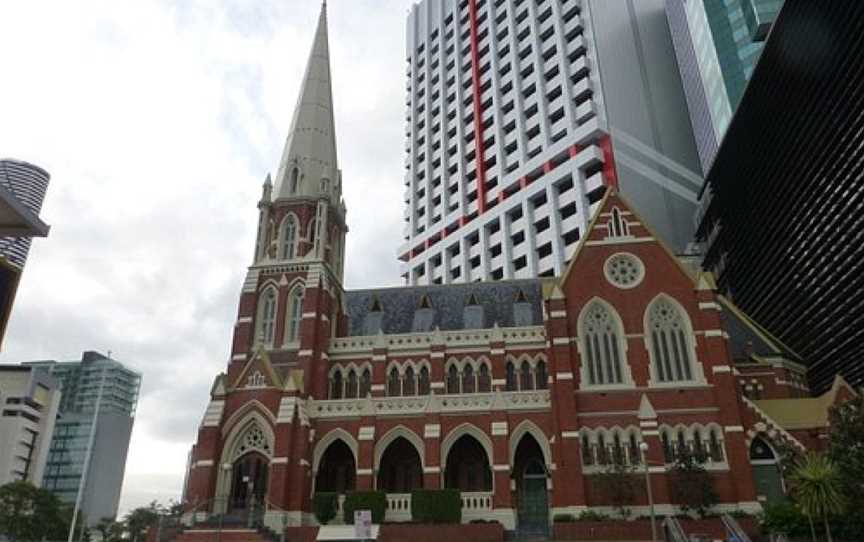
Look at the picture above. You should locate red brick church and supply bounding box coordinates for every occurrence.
[181,3,855,535]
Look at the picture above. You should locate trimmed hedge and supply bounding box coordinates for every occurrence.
[342,491,387,524]
[313,492,338,525]
[410,489,462,524]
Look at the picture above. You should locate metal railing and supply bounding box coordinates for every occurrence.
[721,514,752,542]
[662,516,688,542]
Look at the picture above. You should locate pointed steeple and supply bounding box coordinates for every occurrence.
[273,2,339,201]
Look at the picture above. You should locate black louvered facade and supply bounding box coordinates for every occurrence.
[695,0,864,394]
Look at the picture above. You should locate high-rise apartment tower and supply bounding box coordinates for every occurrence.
[399,0,703,285]
[0,159,51,347]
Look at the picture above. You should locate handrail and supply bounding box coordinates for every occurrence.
[662,516,688,542]
[721,514,752,542]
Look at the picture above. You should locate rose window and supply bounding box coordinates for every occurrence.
[604,253,644,289]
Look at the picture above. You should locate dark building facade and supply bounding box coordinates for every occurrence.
[695,0,864,393]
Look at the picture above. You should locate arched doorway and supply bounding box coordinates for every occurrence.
[229,452,269,513]
[316,439,357,493]
[513,435,549,536]
[377,437,423,492]
[444,435,492,491]
[750,436,785,503]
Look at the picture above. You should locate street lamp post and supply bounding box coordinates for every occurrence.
[639,441,657,542]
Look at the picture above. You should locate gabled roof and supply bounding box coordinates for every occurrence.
[231,346,283,391]
[555,186,700,292]
[716,295,803,363]
[273,3,338,200]
[753,375,858,430]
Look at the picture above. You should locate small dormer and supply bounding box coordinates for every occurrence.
[412,294,436,332]
[363,296,384,335]
[513,289,533,326]
[463,293,484,329]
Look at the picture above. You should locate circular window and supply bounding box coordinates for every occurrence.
[604,253,645,289]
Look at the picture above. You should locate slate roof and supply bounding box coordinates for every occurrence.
[717,296,802,362]
[344,279,544,336]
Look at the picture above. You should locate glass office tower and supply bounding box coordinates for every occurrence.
[666,0,783,174]
[26,351,141,524]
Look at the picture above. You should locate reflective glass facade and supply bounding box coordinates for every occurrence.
[24,352,140,523]
[667,0,782,173]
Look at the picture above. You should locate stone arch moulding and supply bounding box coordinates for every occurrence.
[508,419,552,468]
[642,292,707,385]
[313,428,359,474]
[440,422,495,470]
[373,425,426,472]
[220,400,277,438]
[214,409,276,512]
[575,296,635,388]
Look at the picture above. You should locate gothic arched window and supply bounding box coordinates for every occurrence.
[346,370,358,398]
[285,287,304,344]
[607,207,630,238]
[308,219,318,253]
[647,297,695,383]
[418,366,430,395]
[581,434,593,466]
[535,360,548,390]
[290,168,300,194]
[387,368,401,397]
[330,371,343,399]
[520,360,533,391]
[505,362,517,391]
[462,364,475,394]
[581,300,626,386]
[360,369,372,398]
[281,215,297,259]
[256,287,277,346]
[478,363,491,392]
[447,365,460,394]
[403,366,416,396]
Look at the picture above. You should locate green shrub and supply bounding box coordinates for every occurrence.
[313,492,338,525]
[758,501,811,538]
[553,513,576,523]
[342,491,387,525]
[410,489,462,524]
[577,510,610,521]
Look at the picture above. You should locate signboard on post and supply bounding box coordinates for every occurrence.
[354,510,372,540]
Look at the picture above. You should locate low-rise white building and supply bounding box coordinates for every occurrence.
[0,365,61,486]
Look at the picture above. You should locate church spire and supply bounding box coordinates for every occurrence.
[273,2,339,201]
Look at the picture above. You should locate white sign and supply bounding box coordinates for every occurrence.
[354,509,372,539]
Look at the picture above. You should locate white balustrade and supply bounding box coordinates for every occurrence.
[385,493,413,522]
[309,390,550,419]
[461,491,494,521]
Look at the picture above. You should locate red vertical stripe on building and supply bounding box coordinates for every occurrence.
[468,0,488,214]
[599,135,619,189]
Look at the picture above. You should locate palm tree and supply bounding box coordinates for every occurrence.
[789,452,845,542]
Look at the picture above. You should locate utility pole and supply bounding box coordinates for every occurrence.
[67,367,107,542]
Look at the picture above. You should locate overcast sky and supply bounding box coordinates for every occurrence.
[0,0,414,515]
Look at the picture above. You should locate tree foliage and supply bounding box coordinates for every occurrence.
[669,454,718,518]
[0,481,82,542]
[123,501,164,542]
[594,462,638,518]
[789,452,845,542]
